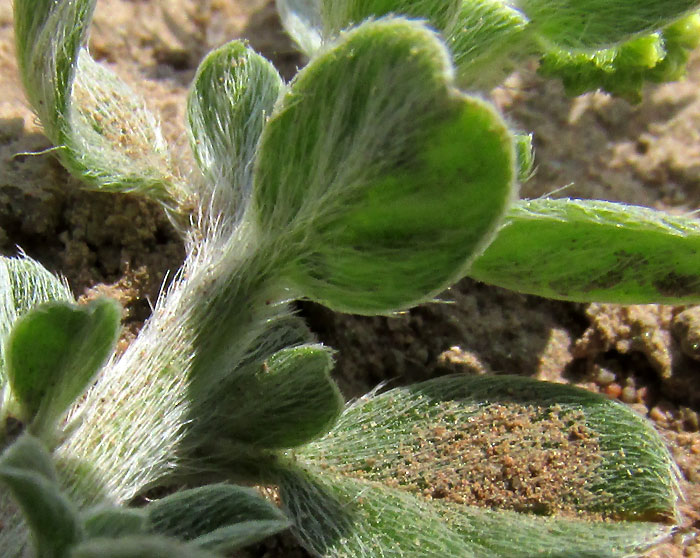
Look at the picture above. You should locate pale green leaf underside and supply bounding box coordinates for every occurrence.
[6,298,120,436]
[13,0,182,208]
[281,375,679,557]
[187,40,284,222]
[470,198,700,304]
[254,17,515,314]
[0,255,73,380]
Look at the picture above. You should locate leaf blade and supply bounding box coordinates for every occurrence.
[254,17,516,314]
[469,198,700,304]
[280,374,679,557]
[187,40,284,222]
[6,298,120,437]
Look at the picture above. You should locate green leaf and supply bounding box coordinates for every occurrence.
[0,255,73,380]
[82,507,147,539]
[280,375,679,558]
[190,520,291,552]
[444,0,535,89]
[519,0,700,50]
[319,0,461,37]
[146,484,289,551]
[537,14,700,103]
[187,40,284,222]
[539,34,665,103]
[469,198,700,304]
[0,433,57,482]
[13,0,184,209]
[254,17,515,314]
[206,344,342,449]
[6,298,120,437]
[13,0,94,139]
[0,435,82,558]
[69,536,220,558]
[276,0,324,55]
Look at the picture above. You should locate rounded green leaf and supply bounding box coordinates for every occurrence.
[6,298,120,436]
[187,40,284,221]
[470,198,700,304]
[0,255,73,380]
[254,18,516,314]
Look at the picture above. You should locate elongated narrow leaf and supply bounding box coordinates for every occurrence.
[281,469,672,558]
[187,41,284,222]
[6,298,120,436]
[280,375,679,558]
[70,536,220,558]
[254,18,515,314]
[470,198,700,304]
[0,435,82,558]
[538,15,700,102]
[13,0,184,208]
[518,0,700,50]
[0,255,73,378]
[146,485,289,552]
[13,0,94,138]
[200,344,342,449]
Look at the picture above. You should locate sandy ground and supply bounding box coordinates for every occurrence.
[0,1,699,556]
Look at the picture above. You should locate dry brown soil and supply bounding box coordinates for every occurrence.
[0,1,699,556]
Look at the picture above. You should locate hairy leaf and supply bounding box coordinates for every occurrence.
[444,0,535,89]
[519,0,700,50]
[280,375,679,558]
[0,435,82,558]
[0,255,73,379]
[538,15,700,102]
[276,0,324,55]
[254,17,515,314]
[470,198,700,304]
[82,507,147,539]
[202,344,342,450]
[146,484,289,551]
[6,298,120,437]
[13,0,184,209]
[320,0,460,36]
[70,536,220,558]
[187,40,284,222]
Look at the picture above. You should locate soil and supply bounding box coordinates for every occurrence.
[1,1,699,556]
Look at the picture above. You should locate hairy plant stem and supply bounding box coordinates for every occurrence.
[52,218,294,507]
